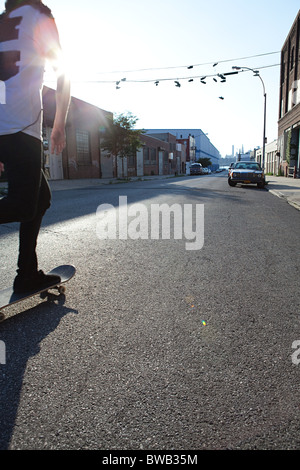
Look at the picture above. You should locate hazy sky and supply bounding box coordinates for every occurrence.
[1,0,299,157]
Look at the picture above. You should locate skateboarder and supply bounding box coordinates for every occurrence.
[0,0,70,292]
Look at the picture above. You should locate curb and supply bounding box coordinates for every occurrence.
[267,188,300,211]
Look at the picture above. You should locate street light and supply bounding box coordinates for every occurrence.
[232,66,267,170]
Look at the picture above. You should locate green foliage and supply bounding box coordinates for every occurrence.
[101,112,145,159]
[197,157,212,167]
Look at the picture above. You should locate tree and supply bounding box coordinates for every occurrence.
[197,157,212,167]
[101,112,145,177]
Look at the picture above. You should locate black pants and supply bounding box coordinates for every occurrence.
[0,132,51,278]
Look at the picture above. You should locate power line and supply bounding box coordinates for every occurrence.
[125,63,280,83]
[90,51,280,76]
[67,62,280,85]
[45,59,280,96]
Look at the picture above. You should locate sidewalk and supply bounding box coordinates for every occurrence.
[0,174,175,194]
[265,175,300,211]
[48,174,174,191]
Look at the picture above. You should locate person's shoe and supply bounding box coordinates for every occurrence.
[13,270,61,294]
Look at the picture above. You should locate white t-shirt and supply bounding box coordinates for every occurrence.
[0,5,60,140]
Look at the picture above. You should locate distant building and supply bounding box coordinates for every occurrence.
[278,9,300,177]
[137,133,185,177]
[237,150,252,162]
[145,129,220,171]
[42,91,197,180]
[256,140,278,175]
[176,135,196,163]
[223,149,253,165]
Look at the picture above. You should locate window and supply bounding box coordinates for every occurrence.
[144,147,156,165]
[76,130,91,165]
[280,54,285,84]
[128,154,135,167]
[143,147,150,165]
[150,148,156,163]
[290,47,295,71]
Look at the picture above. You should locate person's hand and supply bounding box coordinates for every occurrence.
[0,162,4,177]
[51,125,66,155]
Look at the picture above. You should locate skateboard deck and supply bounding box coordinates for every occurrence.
[0,265,75,320]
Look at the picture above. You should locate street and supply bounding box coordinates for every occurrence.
[0,172,300,450]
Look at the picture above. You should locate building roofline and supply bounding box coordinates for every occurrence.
[43,85,112,116]
[281,9,300,51]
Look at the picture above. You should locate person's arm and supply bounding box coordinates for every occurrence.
[0,162,4,177]
[51,72,70,155]
[39,16,71,155]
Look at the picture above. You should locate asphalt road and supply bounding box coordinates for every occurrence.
[0,173,300,450]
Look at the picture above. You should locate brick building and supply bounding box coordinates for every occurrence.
[145,129,220,171]
[42,87,185,180]
[278,9,300,177]
[144,132,186,175]
[43,86,113,180]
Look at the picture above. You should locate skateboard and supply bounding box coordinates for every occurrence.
[0,265,75,321]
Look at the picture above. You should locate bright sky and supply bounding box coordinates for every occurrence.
[1,0,299,157]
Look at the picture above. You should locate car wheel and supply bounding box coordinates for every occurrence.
[228,178,236,187]
[257,182,265,189]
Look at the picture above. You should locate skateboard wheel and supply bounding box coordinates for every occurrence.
[58,285,65,294]
[0,312,5,322]
[40,291,48,299]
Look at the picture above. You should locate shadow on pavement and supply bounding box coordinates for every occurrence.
[0,175,238,236]
[0,298,78,450]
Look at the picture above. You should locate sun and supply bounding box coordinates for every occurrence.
[43,42,97,96]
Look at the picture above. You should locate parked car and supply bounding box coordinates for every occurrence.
[228,162,236,175]
[202,167,209,174]
[190,163,203,175]
[228,161,265,188]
